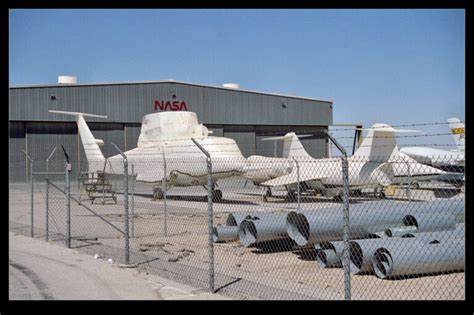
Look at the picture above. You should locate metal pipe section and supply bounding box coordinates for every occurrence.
[286,200,463,246]
[372,238,465,279]
[225,212,275,226]
[384,226,417,237]
[401,211,456,233]
[315,241,345,268]
[402,223,465,243]
[226,213,253,226]
[213,226,239,242]
[238,213,290,247]
[348,237,424,275]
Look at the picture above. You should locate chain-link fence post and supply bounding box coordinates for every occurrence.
[191,138,215,294]
[131,164,135,238]
[45,147,56,242]
[324,131,351,300]
[112,142,130,265]
[293,158,301,211]
[162,151,168,237]
[340,155,351,300]
[45,178,49,242]
[22,150,34,238]
[65,162,71,248]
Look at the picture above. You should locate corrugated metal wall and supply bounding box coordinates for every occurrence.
[9,122,26,182]
[224,126,256,158]
[9,82,332,126]
[124,125,141,151]
[9,82,333,181]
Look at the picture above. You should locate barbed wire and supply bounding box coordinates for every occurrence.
[328,120,464,132]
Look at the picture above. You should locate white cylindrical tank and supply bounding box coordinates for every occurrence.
[222,83,240,89]
[58,75,77,84]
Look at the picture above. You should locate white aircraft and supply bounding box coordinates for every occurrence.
[244,124,445,200]
[49,110,247,201]
[399,118,465,172]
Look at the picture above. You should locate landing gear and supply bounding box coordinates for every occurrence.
[211,189,223,202]
[153,187,164,200]
[262,187,272,202]
[332,194,343,203]
[265,187,272,198]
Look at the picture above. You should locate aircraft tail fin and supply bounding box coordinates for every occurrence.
[352,124,420,162]
[448,117,465,152]
[49,110,107,172]
[262,132,312,158]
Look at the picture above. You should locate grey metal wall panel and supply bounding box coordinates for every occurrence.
[207,125,224,137]
[25,122,79,178]
[84,123,125,158]
[10,82,333,126]
[224,126,256,158]
[124,125,141,150]
[255,126,328,158]
[9,122,26,181]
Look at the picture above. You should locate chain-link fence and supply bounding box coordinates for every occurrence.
[9,150,465,300]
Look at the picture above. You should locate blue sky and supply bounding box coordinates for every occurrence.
[9,9,465,150]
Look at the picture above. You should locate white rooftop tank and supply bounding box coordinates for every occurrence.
[222,83,240,89]
[58,75,77,84]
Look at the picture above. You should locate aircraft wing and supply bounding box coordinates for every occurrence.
[261,169,326,187]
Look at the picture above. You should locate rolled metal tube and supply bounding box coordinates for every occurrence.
[286,200,463,246]
[402,223,465,243]
[238,213,289,247]
[401,211,456,233]
[348,237,424,275]
[315,241,345,268]
[372,238,465,279]
[226,213,248,226]
[213,226,239,242]
[385,226,418,237]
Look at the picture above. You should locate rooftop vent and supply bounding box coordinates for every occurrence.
[58,75,77,84]
[222,83,240,89]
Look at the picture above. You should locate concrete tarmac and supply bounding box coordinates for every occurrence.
[9,232,230,300]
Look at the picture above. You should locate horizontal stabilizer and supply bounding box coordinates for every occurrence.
[262,134,313,141]
[49,110,108,119]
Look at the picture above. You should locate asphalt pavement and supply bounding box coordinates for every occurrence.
[9,232,230,300]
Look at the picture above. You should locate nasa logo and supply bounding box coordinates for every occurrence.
[154,100,188,111]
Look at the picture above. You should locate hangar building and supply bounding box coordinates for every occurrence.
[9,78,333,181]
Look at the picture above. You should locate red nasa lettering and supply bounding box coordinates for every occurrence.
[154,100,188,111]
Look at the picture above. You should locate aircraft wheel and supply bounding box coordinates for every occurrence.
[461,185,465,193]
[411,183,420,189]
[212,189,223,202]
[332,195,343,203]
[265,188,272,198]
[153,188,164,200]
[379,191,386,199]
